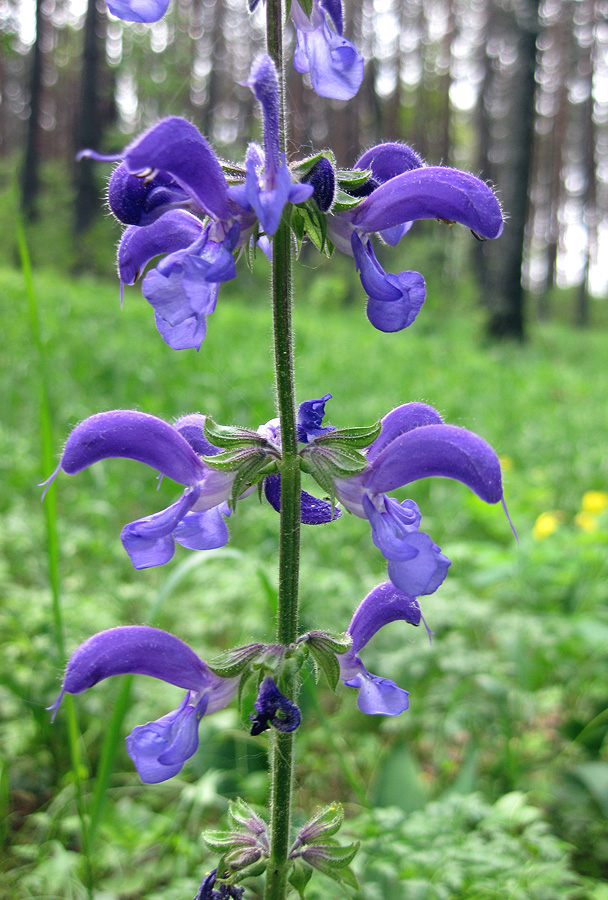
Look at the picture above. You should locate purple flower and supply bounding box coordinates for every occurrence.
[291,0,364,100]
[339,582,421,715]
[94,56,312,351]
[328,143,503,333]
[50,626,239,783]
[44,397,341,569]
[105,0,169,22]
[43,410,235,569]
[324,399,504,597]
[238,57,314,237]
[249,676,301,735]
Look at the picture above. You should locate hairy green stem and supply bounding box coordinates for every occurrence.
[264,0,300,897]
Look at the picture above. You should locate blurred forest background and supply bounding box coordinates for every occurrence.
[3,1,608,899]
[1,0,607,336]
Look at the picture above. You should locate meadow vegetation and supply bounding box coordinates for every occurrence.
[1,227,608,897]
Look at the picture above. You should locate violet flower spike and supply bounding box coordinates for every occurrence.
[339,582,422,715]
[50,626,239,783]
[291,0,364,100]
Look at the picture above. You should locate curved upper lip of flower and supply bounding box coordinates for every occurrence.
[347,166,504,240]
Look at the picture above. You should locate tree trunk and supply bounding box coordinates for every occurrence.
[486,0,540,340]
[74,0,105,235]
[20,0,45,220]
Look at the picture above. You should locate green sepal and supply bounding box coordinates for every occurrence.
[301,444,369,490]
[228,797,267,833]
[332,189,365,213]
[237,667,255,715]
[283,642,308,668]
[298,450,337,499]
[296,802,344,845]
[337,167,372,188]
[290,150,336,181]
[290,204,331,256]
[303,841,360,890]
[313,421,382,449]
[231,858,268,881]
[230,451,277,508]
[208,643,265,678]
[203,416,270,449]
[223,846,263,871]
[307,641,340,691]
[289,860,313,900]
[202,830,241,853]
[251,644,284,674]
[221,161,246,181]
[295,0,313,19]
[306,630,352,656]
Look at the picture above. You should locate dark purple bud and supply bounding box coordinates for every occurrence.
[249,677,301,735]
[303,158,335,212]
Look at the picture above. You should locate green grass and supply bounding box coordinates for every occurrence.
[1,256,608,898]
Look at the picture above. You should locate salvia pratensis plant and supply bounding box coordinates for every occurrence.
[45,0,510,895]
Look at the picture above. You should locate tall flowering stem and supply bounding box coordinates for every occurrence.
[266,1,301,899]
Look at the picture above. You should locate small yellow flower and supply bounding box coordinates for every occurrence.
[499,455,513,472]
[581,491,608,516]
[575,511,599,533]
[532,511,563,541]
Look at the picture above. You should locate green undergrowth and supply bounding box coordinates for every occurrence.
[1,263,608,897]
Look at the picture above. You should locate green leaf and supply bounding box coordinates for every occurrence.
[570,762,608,820]
[221,162,246,180]
[208,643,265,678]
[289,860,313,900]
